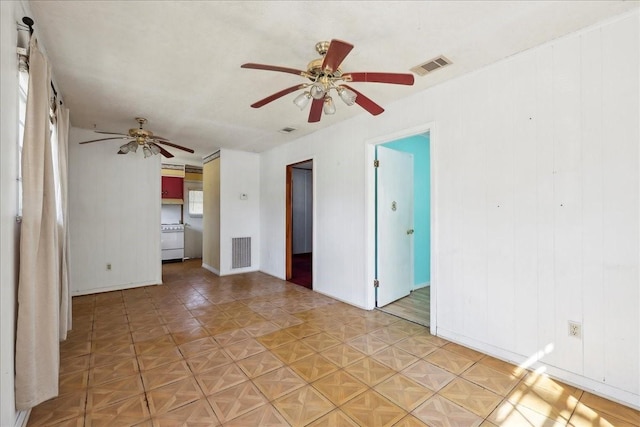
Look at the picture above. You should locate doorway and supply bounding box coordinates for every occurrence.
[184,181,203,260]
[286,160,313,289]
[374,132,431,326]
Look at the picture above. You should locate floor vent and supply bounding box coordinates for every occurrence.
[410,55,451,76]
[232,237,251,269]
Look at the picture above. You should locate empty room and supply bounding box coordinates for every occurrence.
[1,1,638,426]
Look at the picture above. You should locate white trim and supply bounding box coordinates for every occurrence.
[437,327,640,411]
[14,409,29,427]
[413,282,430,290]
[202,150,220,164]
[202,263,220,275]
[314,288,371,311]
[70,280,161,296]
[365,122,437,328]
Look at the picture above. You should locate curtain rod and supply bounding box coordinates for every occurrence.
[18,16,61,104]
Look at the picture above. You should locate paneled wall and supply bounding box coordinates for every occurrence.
[68,127,162,294]
[260,12,639,407]
[219,149,260,275]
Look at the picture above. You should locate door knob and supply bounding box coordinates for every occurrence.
[406,229,414,235]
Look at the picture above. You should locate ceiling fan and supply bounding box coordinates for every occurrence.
[241,39,415,123]
[78,117,194,158]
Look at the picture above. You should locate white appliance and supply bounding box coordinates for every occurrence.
[161,224,184,261]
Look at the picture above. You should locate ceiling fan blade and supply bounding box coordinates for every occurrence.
[308,98,324,123]
[152,139,194,154]
[151,143,174,158]
[321,39,354,73]
[340,84,384,116]
[342,72,415,85]
[79,136,130,144]
[95,131,127,136]
[251,84,306,108]
[241,63,306,77]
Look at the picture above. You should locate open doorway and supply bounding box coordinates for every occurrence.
[286,160,313,289]
[184,181,203,260]
[375,132,431,326]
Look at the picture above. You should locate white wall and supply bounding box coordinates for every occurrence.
[68,127,162,294]
[160,204,181,224]
[1,2,24,425]
[259,11,639,408]
[219,149,260,275]
[260,122,369,307]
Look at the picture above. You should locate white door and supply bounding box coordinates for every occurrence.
[184,182,203,259]
[376,146,414,307]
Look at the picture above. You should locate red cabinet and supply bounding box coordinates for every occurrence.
[161,176,183,200]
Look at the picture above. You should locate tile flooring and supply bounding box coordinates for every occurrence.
[377,287,430,327]
[27,259,639,426]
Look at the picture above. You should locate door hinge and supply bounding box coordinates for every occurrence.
[373,279,379,288]
[373,159,380,168]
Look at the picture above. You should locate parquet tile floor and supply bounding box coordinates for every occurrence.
[27,259,639,426]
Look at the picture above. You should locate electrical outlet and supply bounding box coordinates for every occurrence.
[106,263,112,271]
[568,321,582,338]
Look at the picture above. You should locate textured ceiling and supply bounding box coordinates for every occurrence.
[27,1,638,163]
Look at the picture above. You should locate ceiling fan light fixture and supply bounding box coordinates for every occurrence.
[149,144,160,155]
[127,140,138,152]
[310,82,325,100]
[143,145,152,158]
[338,87,357,106]
[293,92,311,110]
[323,96,336,115]
[119,143,130,154]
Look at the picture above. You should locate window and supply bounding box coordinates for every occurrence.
[17,66,28,218]
[188,189,203,216]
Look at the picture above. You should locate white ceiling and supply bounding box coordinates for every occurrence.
[28,1,638,163]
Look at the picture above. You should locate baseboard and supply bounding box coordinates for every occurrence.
[14,409,30,427]
[71,279,161,296]
[201,263,220,276]
[436,327,640,411]
[413,282,430,290]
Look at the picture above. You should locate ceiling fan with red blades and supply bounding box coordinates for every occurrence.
[241,39,415,123]
[78,117,194,159]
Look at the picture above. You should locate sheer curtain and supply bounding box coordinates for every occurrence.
[15,35,70,410]
[56,105,71,339]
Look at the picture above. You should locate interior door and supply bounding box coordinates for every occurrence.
[184,182,203,259]
[376,146,414,307]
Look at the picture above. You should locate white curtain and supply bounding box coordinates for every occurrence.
[15,37,60,409]
[56,105,71,339]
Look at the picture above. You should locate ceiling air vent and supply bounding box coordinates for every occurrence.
[278,127,296,134]
[411,55,451,76]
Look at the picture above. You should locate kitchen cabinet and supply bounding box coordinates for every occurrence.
[162,176,183,202]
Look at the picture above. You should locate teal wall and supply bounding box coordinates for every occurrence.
[383,133,430,286]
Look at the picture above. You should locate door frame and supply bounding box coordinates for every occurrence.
[365,122,438,331]
[285,159,314,283]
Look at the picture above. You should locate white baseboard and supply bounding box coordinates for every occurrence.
[202,263,220,275]
[71,279,161,296]
[14,409,30,427]
[436,327,640,411]
[413,282,430,290]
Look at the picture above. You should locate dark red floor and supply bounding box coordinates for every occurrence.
[289,252,312,289]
